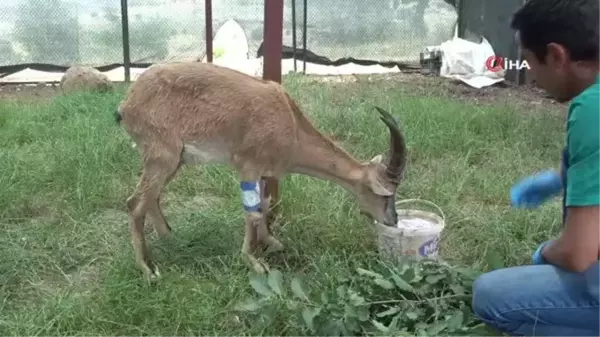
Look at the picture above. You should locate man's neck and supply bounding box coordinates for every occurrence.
[567,64,599,100]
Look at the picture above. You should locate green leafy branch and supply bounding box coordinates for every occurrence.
[233,259,499,336]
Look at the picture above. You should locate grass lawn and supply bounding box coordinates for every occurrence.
[0,73,566,335]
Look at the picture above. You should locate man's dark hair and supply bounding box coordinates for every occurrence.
[510,0,599,63]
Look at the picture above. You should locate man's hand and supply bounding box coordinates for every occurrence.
[532,240,553,264]
[542,205,599,272]
[510,170,563,208]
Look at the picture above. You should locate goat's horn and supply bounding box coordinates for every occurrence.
[374,106,407,181]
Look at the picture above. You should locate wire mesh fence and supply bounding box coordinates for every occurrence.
[295,0,457,63]
[0,0,459,69]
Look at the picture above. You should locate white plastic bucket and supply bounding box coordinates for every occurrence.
[374,199,446,263]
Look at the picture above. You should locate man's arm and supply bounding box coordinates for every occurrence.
[542,97,599,272]
[543,206,599,272]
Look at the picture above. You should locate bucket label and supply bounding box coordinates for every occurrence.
[418,236,440,257]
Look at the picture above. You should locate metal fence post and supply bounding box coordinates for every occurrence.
[205,0,213,63]
[263,0,283,82]
[456,0,463,38]
[292,0,297,72]
[302,0,307,73]
[120,0,131,83]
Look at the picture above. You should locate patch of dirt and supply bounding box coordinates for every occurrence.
[51,262,101,296]
[301,74,361,84]
[0,83,61,101]
[161,192,227,214]
[91,193,227,237]
[97,208,129,224]
[321,72,567,113]
[93,193,227,223]
[13,259,101,309]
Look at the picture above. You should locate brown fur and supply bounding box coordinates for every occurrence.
[60,66,113,94]
[117,62,407,280]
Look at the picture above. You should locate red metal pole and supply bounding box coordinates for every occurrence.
[262,0,284,224]
[263,0,283,82]
[205,0,213,63]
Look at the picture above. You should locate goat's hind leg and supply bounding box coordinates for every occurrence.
[127,145,181,281]
[147,161,181,237]
[127,176,158,281]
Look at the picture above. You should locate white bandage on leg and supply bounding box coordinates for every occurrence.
[240,181,261,212]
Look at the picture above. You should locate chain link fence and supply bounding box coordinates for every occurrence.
[0,0,458,68]
[295,0,457,63]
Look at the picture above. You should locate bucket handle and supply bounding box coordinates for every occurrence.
[395,198,445,222]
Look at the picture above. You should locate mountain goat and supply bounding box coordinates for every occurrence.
[115,62,407,280]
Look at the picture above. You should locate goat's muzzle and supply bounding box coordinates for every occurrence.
[384,194,398,226]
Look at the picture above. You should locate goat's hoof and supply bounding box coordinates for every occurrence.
[144,269,161,284]
[243,253,270,274]
[252,260,270,274]
[140,261,161,283]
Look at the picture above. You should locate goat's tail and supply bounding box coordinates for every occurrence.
[113,108,122,124]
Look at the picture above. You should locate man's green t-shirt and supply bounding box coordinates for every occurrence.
[565,74,600,207]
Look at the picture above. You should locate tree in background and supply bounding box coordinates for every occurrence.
[13,0,80,65]
[322,0,397,46]
[0,40,20,66]
[401,0,430,37]
[90,8,174,63]
[396,0,456,40]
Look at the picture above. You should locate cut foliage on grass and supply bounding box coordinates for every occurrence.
[233,260,499,336]
[0,75,564,335]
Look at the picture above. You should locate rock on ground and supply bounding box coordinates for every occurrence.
[60,66,113,94]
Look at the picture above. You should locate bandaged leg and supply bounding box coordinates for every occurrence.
[240,182,283,273]
[240,181,270,273]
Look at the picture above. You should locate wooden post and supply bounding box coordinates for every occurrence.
[262,0,284,224]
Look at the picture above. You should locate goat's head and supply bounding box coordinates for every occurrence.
[355,107,407,227]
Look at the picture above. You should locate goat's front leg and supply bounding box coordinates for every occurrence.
[240,181,271,273]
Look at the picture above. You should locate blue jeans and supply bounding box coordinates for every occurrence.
[472,262,599,336]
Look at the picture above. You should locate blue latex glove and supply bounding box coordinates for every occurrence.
[510,170,562,208]
[532,240,553,265]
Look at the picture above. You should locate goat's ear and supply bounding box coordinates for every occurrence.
[370,154,384,164]
[369,175,394,196]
